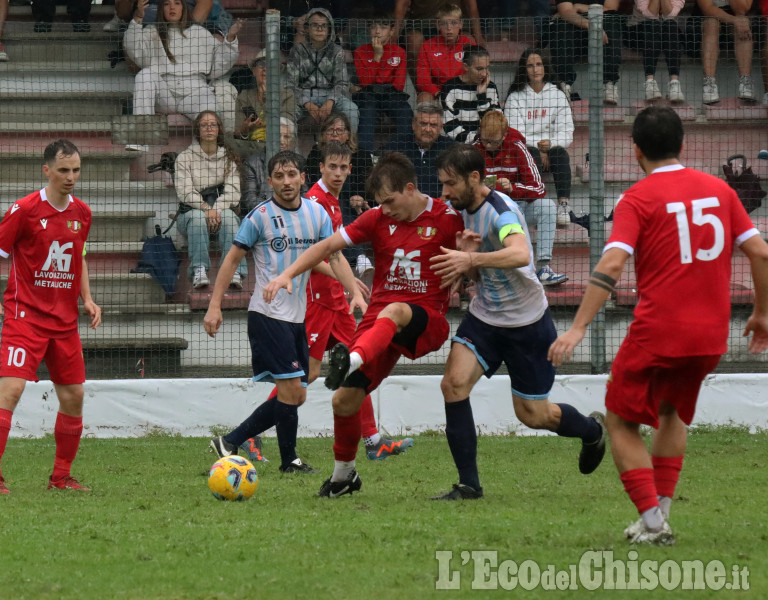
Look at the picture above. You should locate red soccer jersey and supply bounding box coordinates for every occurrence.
[340,197,464,314]
[606,165,758,357]
[416,35,474,97]
[305,180,348,311]
[0,189,92,336]
[354,43,407,92]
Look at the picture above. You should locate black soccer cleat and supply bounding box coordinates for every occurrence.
[209,436,238,458]
[279,458,320,474]
[579,411,607,474]
[325,343,351,390]
[317,470,362,498]
[431,483,484,500]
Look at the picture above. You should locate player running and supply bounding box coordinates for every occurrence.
[0,139,102,494]
[263,152,465,497]
[549,106,768,544]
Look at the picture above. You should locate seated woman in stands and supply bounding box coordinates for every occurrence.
[174,110,247,290]
[504,48,574,228]
[123,0,241,150]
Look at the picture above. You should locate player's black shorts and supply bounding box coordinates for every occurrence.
[247,311,308,385]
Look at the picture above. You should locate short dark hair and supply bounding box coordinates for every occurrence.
[366,152,418,199]
[44,139,80,165]
[371,11,394,27]
[462,44,489,66]
[632,106,683,161]
[320,141,351,163]
[435,144,485,179]
[268,151,305,176]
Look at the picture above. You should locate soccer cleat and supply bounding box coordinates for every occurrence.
[279,458,320,474]
[644,78,662,100]
[579,411,607,474]
[537,265,568,286]
[48,475,91,491]
[603,81,619,105]
[230,271,243,290]
[325,343,350,390]
[209,436,238,458]
[317,470,362,497]
[629,520,675,546]
[738,75,755,102]
[0,476,9,494]
[624,517,644,539]
[366,436,414,460]
[240,436,268,462]
[702,77,719,105]
[431,483,484,500]
[192,266,209,289]
[667,79,685,103]
[556,201,570,227]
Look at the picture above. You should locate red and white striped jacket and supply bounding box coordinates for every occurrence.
[473,127,546,201]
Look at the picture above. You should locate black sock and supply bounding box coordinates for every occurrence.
[556,403,601,443]
[224,396,278,447]
[445,398,481,490]
[274,400,299,468]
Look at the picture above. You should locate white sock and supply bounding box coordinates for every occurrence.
[348,351,363,375]
[641,506,665,531]
[658,496,672,520]
[331,460,356,482]
[364,433,381,447]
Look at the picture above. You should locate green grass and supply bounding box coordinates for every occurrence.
[0,432,766,599]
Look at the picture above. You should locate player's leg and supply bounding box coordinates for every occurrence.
[0,377,27,494]
[650,403,686,522]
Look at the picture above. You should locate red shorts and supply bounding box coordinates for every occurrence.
[304,301,357,361]
[0,319,85,384]
[355,303,449,393]
[605,338,721,428]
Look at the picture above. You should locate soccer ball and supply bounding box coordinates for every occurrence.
[208,455,259,501]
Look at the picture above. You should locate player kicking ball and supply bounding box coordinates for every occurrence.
[263,153,465,497]
[0,139,102,494]
[549,106,768,544]
[428,144,606,501]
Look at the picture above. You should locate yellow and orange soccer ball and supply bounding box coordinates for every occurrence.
[208,455,259,501]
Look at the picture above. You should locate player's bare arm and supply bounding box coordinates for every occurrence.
[548,247,628,366]
[262,231,347,303]
[203,245,247,337]
[80,258,102,329]
[328,249,368,315]
[739,234,768,352]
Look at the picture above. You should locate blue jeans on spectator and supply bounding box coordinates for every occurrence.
[520,198,557,265]
[297,90,360,133]
[353,86,413,152]
[176,208,246,278]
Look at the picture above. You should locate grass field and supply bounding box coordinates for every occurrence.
[0,429,766,599]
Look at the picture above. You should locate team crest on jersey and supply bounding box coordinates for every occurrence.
[387,56,401,66]
[417,226,436,240]
[67,220,81,232]
[455,51,463,61]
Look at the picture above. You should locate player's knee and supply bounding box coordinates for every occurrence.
[515,401,549,429]
[440,374,468,403]
[332,390,362,417]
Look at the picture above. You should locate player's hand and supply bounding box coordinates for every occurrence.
[83,299,102,329]
[350,195,369,215]
[455,229,482,253]
[203,307,223,338]
[348,292,368,316]
[263,274,292,303]
[354,277,371,302]
[548,326,587,366]
[743,313,768,353]
[430,247,472,286]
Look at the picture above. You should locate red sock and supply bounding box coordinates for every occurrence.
[652,455,684,498]
[52,412,83,481]
[0,408,12,477]
[333,412,361,462]
[620,468,659,515]
[351,318,397,364]
[359,395,378,438]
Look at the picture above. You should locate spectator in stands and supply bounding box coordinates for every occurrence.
[175,111,247,290]
[383,101,456,199]
[113,0,232,34]
[624,0,685,102]
[286,7,359,132]
[123,0,241,150]
[474,111,567,286]
[279,116,298,153]
[0,0,7,61]
[33,0,91,31]
[352,13,413,152]
[394,0,484,81]
[504,48,575,228]
[696,0,755,104]
[415,3,476,103]
[548,0,623,104]
[440,44,500,143]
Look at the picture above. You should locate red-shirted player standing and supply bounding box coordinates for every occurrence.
[0,139,102,494]
[549,107,768,544]
[263,152,464,497]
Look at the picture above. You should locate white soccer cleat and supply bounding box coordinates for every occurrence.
[623,517,644,539]
[629,520,675,546]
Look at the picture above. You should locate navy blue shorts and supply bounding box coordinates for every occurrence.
[247,311,308,385]
[453,309,557,400]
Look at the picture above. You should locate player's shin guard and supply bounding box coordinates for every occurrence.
[333,412,362,462]
[274,401,299,468]
[359,394,378,439]
[52,412,83,481]
[620,468,660,515]
[350,317,398,365]
[445,399,481,491]
[0,408,11,474]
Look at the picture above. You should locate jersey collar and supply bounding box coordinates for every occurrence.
[650,164,684,174]
[40,188,73,212]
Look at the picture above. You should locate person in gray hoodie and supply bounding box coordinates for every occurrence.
[286,7,359,132]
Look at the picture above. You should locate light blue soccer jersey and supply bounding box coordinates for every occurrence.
[459,190,548,327]
[235,197,333,323]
